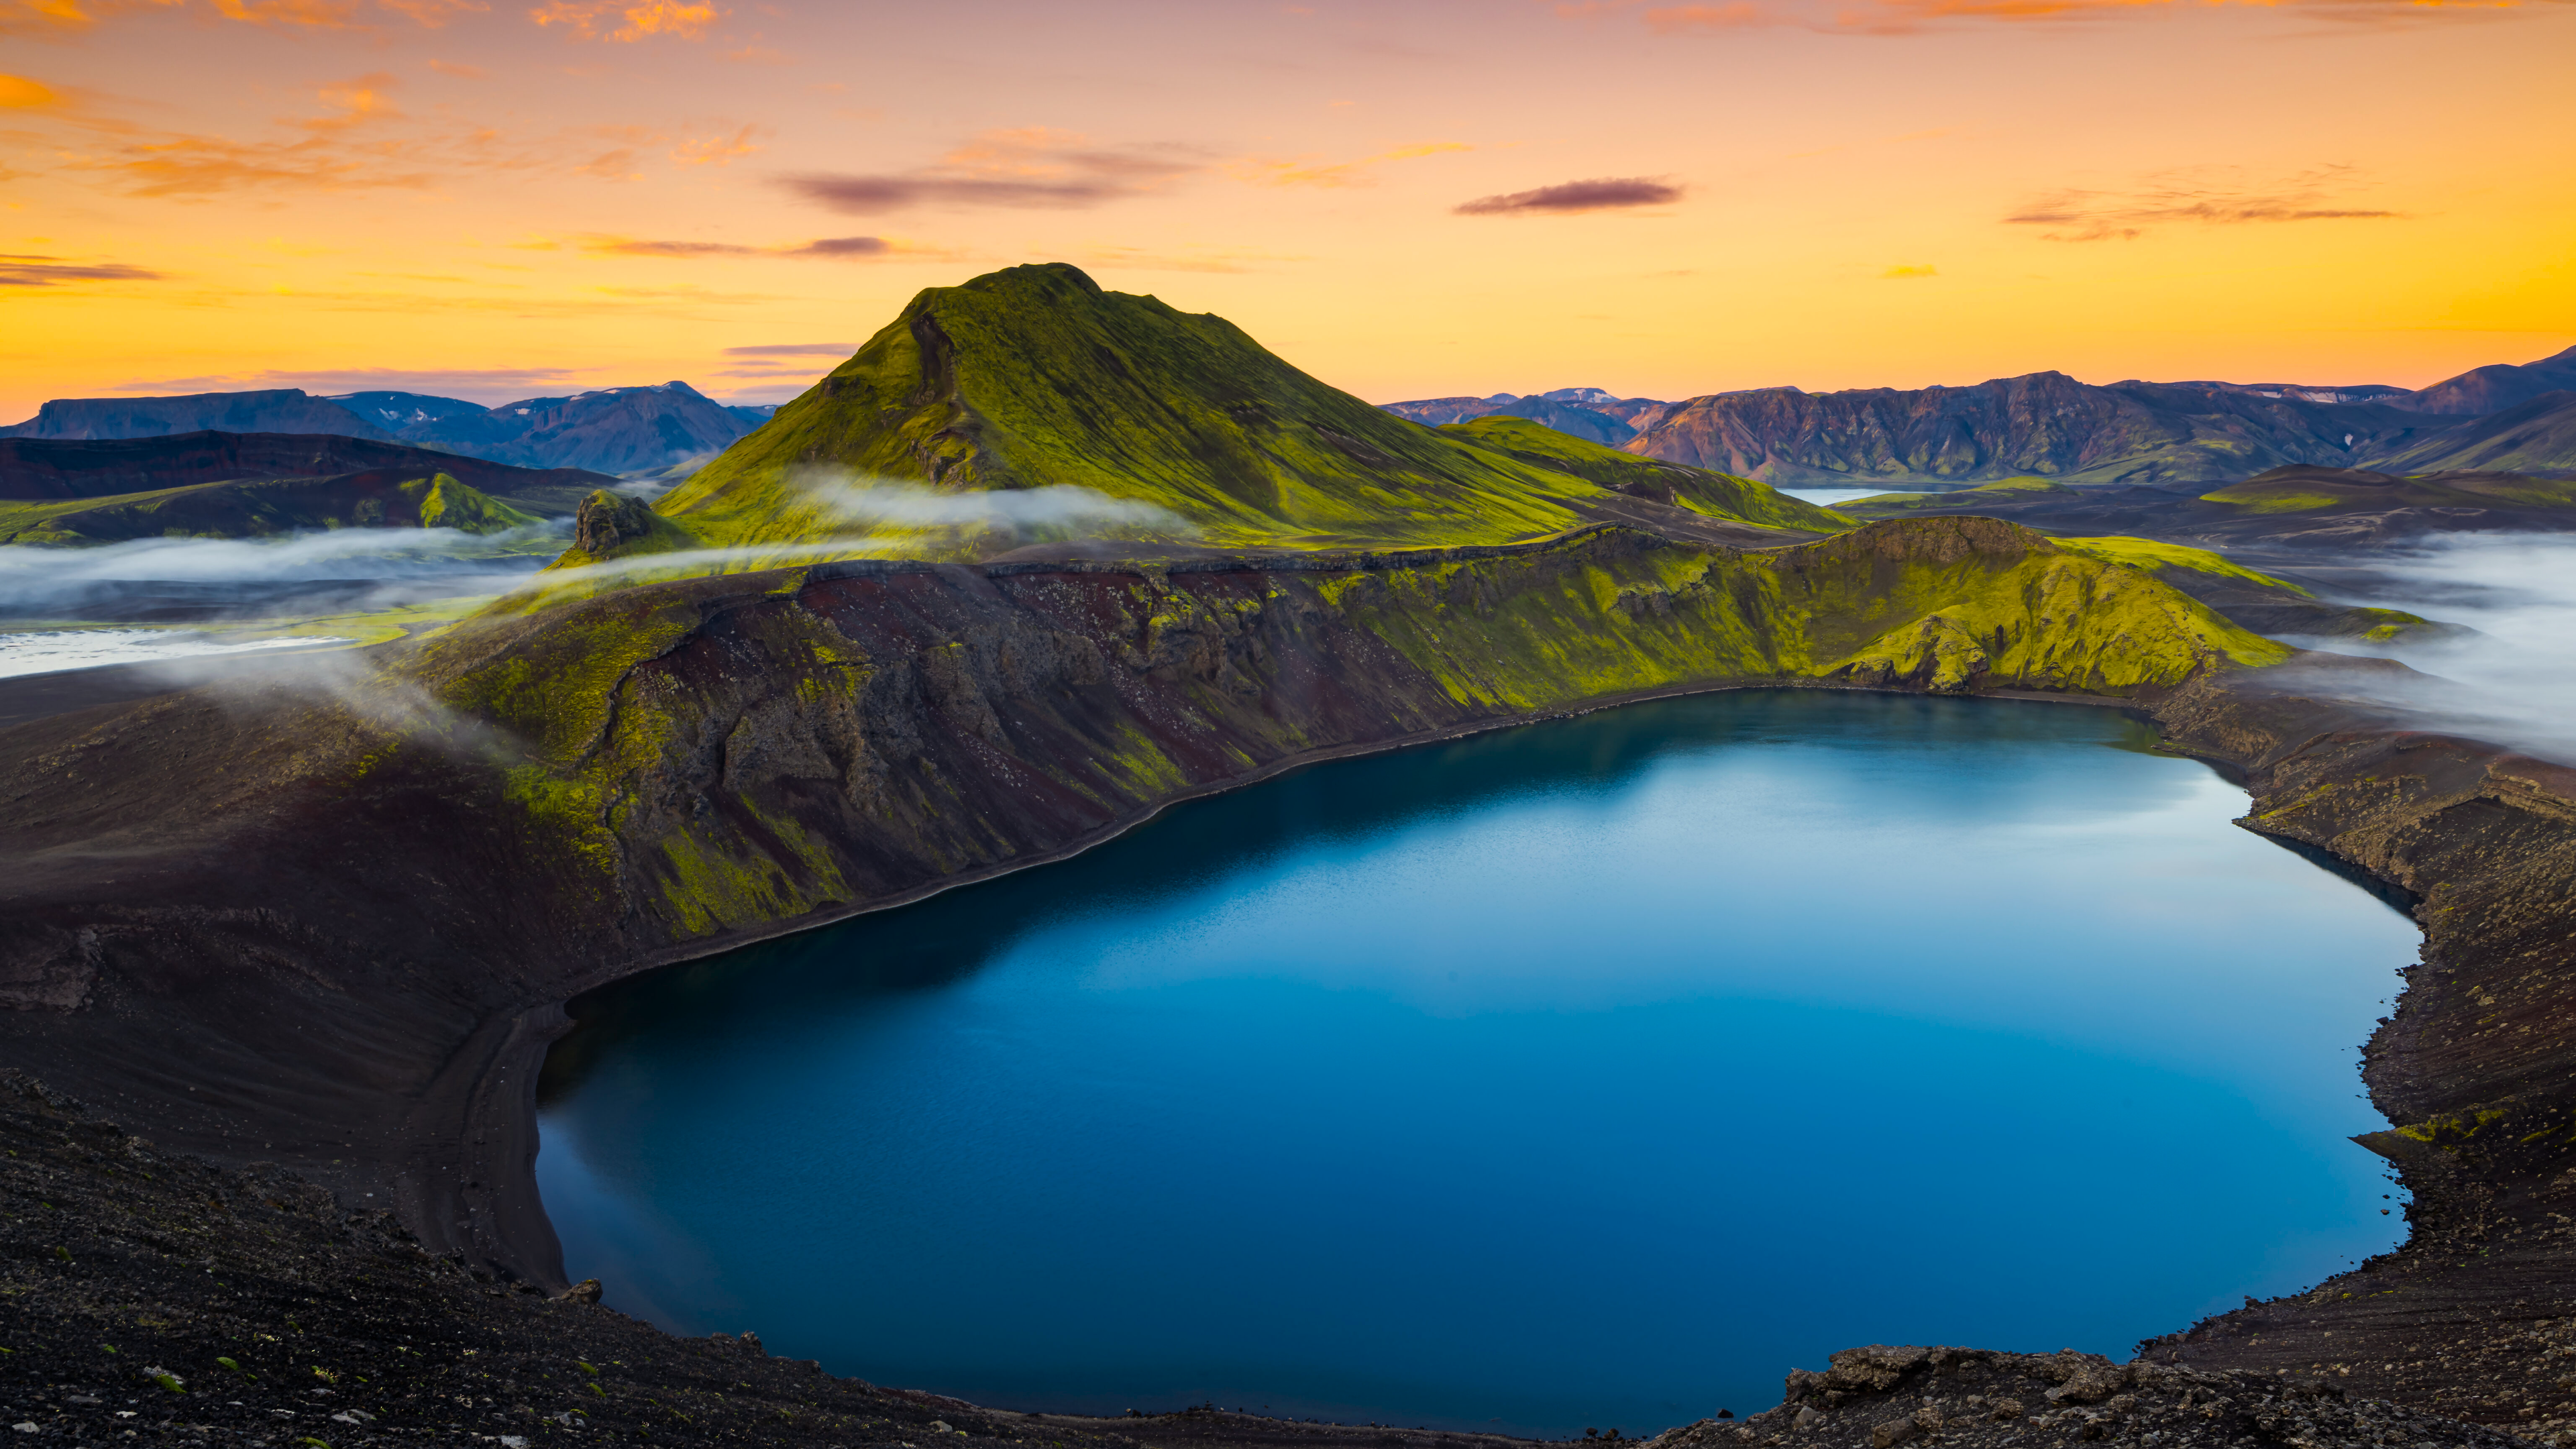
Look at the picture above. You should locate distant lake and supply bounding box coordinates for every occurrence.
[537,690,2414,1439]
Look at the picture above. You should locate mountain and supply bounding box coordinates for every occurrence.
[1377,387,1677,445]
[1831,464,2576,557]
[2383,345,2576,416]
[0,431,614,511]
[0,468,541,547]
[1435,415,1845,532]
[1620,372,2478,486]
[2372,392,2576,475]
[723,404,780,428]
[647,265,1832,559]
[1,383,760,477]
[0,389,402,443]
[392,382,752,476]
[325,390,490,432]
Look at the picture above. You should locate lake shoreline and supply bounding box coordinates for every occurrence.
[5,525,2571,1436]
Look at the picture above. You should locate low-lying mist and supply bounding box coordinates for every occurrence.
[0,521,569,623]
[2292,532,2576,765]
[796,469,1195,554]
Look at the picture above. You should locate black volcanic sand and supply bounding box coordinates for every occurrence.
[5,1073,2536,1449]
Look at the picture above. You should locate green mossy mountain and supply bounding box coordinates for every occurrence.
[2196,465,2576,515]
[648,265,1833,560]
[0,468,541,546]
[1434,415,1850,532]
[1838,477,2076,514]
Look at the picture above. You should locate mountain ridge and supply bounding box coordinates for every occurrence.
[647,264,1839,560]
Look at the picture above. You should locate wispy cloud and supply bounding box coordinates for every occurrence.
[721,342,853,357]
[0,252,162,286]
[670,121,765,167]
[0,73,68,108]
[2006,165,2402,241]
[781,127,1200,215]
[1455,176,1682,215]
[4,0,489,33]
[1226,141,1471,189]
[576,233,894,259]
[111,365,584,398]
[527,0,720,40]
[1882,264,1938,278]
[1574,0,2556,34]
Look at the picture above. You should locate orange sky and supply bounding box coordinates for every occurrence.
[5,0,2574,423]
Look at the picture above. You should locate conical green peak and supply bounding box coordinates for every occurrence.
[649,266,1839,560]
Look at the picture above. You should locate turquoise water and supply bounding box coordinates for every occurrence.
[535,690,2415,1438]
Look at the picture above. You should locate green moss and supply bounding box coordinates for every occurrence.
[1434,415,1851,532]
[398,472,542,534]
[2053,535,2311,595]
[645,264,1805,568]
[1839,477,2076,511]
[1,470,543,546]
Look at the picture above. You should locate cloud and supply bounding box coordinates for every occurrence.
[795,469,1195,555]
[111,365,584,400]
[1642,3,1773,29]
[1882,264,1938,278]
[425,57,488,77]
[578,233,891,259]
[375,0,484,22]
[781,127,1199,215]
[0,73,66,108]
[2006,166,2402,241]
[1581,0,2558,34]
[205,0,361,25]
[670,121,765,167]
[2279,534,2576,767]
[36,71,473,197]
[1226,141,1471,189]
[0,252,161,286]
[527,0,720,40]
[1454,176,1682,215]
[722,342,854,357]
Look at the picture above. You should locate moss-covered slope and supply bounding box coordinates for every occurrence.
[651,265,1824,559]
[1435,415,1850,531]
[410,516,2280,950]
[0,468,541,545]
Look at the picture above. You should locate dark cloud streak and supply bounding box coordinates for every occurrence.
[0,255,163,286]
[583,235,889,258]
[780,174,1131,214]
[1454,177,1682,215]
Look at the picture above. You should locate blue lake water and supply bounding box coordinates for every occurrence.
[535,690,2416,1438]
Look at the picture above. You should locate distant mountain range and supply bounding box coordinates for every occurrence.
[1383,347,2576,485]
[0,382,781,478]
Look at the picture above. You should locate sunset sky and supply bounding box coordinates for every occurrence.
[4,0,2573,423]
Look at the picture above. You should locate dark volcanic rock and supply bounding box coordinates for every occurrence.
[1648,1345,2530,1448]
[0,1068,1152,1448]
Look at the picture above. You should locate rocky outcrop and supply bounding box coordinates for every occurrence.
[1650,1345,2527,1448]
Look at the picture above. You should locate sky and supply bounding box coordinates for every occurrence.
[3,0,2574,423]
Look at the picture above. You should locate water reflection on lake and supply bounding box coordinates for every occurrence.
[538,690,2414,1438]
